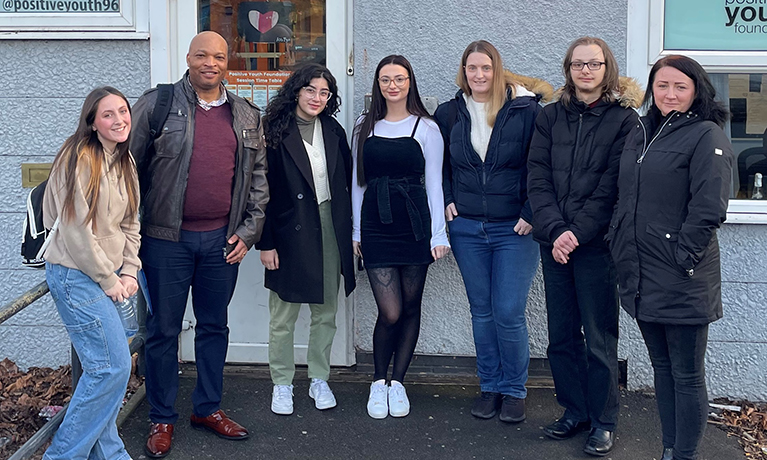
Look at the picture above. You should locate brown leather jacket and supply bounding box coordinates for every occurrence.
[130,73,269,248]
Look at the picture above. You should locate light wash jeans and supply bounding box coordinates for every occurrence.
[448,217,539,399]
[44,263,132,460]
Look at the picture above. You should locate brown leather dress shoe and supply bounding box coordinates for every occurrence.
[190,409,250,440]
[145,423,174,458]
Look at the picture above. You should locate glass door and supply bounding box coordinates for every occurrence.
[171,0,354,366]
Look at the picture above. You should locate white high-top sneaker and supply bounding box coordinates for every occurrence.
[366,379,388,419]
[388,380,410,417]
[309,378,337,410]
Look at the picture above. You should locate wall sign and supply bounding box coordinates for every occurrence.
[0,0,148,37]
[664,0,767,51]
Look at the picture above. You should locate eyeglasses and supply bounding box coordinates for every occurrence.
[570,61,606,71]
[302,86,332,101]
[378,76,410,87]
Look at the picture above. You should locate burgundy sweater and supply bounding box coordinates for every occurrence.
[181,104,237,231]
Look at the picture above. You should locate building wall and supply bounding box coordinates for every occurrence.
[0,39,151,369]
[352,0,767,400]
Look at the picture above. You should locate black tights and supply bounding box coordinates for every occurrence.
[368,264,429,383]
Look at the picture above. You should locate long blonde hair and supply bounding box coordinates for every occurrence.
[456,40,517,127]
[50,86,139,229]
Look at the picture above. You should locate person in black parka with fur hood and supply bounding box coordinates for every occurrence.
[528,37,641,457]
[608,55,733,460]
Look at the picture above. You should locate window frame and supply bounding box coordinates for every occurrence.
[628,0,767,223]
[0,0,148,39]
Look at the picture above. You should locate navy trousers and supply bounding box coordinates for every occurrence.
[141,227,238,424]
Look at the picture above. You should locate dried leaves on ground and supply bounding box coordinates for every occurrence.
[710,397,767,459]
[0,358,71,460]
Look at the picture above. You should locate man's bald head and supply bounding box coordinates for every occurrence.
[186,31,229,100]
[188,31,228,55]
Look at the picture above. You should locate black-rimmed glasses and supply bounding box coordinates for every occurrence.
[570,61,606,71]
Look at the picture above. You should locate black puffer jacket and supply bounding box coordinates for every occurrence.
[434,72,553,223]
[528,78,642,247]
[608,111,733,325]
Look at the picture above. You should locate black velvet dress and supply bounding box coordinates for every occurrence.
[360,118,432,268]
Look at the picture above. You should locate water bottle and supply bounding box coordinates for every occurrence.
[113,295,139,338]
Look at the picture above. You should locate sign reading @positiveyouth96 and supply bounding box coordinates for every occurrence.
[664,0,767,51]
[0,0,119,13]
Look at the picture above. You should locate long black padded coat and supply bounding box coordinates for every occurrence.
[256,114,356,304]
[607,110,733,325]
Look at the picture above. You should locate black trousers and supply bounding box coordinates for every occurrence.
[541,243,620,430]
[638,320,709,460]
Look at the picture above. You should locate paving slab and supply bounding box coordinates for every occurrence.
[119,372,744,460]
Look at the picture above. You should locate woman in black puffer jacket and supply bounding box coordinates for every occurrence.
[608,55,733,460]
[434,40,552,424]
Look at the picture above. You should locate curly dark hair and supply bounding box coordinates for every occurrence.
[642,54,729,127]
[264,63,341,149]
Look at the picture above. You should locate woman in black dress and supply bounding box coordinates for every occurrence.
[352,55,450,419]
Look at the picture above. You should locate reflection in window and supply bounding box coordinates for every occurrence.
[710,73,767,199]
[199,0,326,107]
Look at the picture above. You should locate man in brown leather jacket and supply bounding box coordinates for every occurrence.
[129,31,269,458]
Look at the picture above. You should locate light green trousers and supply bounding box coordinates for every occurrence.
[268,201,341,385]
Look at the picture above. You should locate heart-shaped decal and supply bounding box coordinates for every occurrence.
[249,10,279,34]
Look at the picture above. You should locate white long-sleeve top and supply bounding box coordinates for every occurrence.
[351,114,449,250]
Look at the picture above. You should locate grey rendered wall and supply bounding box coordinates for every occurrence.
[352,0,767,401]
[0,40,150,370]
[352,0,629,362]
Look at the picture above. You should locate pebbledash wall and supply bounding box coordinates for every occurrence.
[0,0,765,402]
[0,40,150,369]
[351,0,767,401]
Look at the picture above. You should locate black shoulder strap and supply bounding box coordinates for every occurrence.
[148,84,174,141]
[410,117,421,137]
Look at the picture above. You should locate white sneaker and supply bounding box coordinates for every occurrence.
[367,379,388,419]
[271,384,294,415]
[309,378,337,410]
[388,380,410,417]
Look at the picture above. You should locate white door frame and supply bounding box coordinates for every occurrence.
[147,0,356,367]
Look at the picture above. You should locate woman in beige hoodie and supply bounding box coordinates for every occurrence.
[42,86,140,460]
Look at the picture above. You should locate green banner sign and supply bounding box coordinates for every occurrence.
[664,0,767,51]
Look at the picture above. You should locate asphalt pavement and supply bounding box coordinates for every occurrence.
[118,367,744,460]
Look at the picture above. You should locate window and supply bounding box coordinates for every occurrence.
[199,0,326,108]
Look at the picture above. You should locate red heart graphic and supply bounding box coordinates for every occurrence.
[249,10,279,34]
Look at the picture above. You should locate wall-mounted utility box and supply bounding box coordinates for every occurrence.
[21,163,52,188]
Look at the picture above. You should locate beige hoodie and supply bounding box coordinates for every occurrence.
[42,148,141,290]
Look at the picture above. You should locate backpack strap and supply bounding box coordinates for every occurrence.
[147,83,175,147]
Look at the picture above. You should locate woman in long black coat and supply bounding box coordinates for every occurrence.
[608,55,733,460]
[257,63,355,416]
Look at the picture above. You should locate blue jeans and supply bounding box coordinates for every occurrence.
[448,217,539,398]
[44,263,132,460]
[142,227,238,423]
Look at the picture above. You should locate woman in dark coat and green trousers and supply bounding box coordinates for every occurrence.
[257,64,355,416]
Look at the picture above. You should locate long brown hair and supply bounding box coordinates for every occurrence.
[50,86,139,228]
[560,36,620,107]
[456,40,517,127]
[353,55,431,186]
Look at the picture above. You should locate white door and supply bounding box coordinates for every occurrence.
[149,0,355,366]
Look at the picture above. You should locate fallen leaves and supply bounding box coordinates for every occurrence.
[0,358,71,459]
[710,398,767,459]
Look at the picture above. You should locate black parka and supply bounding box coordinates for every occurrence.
[256,114,356,304]
[528,78,641,247]
[608,111,733,325]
